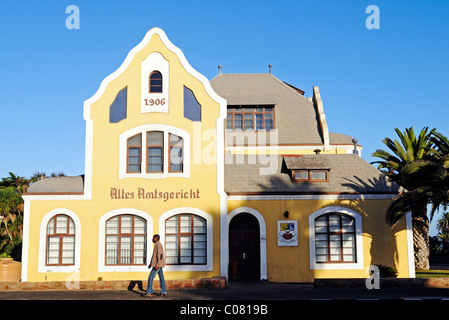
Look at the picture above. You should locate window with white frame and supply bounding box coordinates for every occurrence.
[314,213,356,263]
[146,131,164,173]
[46,214,75,266]
[120,125,190,179]
[105,214,147,266]
[127,134,142,173]
[149,71,163,93]
[309,207,363,270]
[165,214,207,265]
[169,133,183,172]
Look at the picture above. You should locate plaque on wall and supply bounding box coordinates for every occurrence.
[277,220,298,246]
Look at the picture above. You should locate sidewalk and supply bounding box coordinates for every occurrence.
[1,281,449,300]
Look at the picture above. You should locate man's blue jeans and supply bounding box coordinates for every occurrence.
[147,267,167,295]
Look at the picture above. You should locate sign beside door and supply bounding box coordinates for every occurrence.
[277,220,298,246]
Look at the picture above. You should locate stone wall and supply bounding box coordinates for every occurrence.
[0,277,227,291]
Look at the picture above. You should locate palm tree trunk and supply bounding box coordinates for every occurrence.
[412,213,430,270]
[2,219,13,244]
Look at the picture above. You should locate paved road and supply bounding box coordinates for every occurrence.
[2,282,447,319]
[1,281,449,300]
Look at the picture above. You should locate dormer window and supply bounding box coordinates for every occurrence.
[283,155,331,182]
[149,71,162,93]
[292,170,328,182]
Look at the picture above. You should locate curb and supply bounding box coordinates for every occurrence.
[314,278,449,288]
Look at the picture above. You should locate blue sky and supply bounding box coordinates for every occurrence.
[1,0,448,233]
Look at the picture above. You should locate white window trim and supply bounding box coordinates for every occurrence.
[98,208,153,272]
[141,52,169,113]
[119,124,190,179]
[309,206,364,270]
[159,207,213,272]
[38,208,81,273]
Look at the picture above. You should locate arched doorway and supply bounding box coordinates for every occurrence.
[229,213,260,281]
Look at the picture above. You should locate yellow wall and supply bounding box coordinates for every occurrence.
[25,200,222,282]
[24,30,224,282]
[25,197,411,282]
[228,199,411,283]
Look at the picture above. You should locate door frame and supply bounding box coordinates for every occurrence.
[228,207,267,280]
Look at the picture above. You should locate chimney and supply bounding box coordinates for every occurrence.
[218,65,222,74]
[268,64,272,74]
[352,138,359,155]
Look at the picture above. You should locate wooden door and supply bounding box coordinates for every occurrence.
[229,213,260,281]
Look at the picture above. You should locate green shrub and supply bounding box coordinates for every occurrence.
[0,252,11,258]
[375,264,398,278]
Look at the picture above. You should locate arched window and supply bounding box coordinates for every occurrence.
[105,215,147,265]
[314,213,356,263]
[165,214,207,265]
[46,215,75,266]
[149,71,162,93]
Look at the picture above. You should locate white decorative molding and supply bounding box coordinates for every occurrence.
[312,86,330,151]
[227,194,397,201]
[405,211,416,278]
[20,200,30,281]
[141,52,169,114]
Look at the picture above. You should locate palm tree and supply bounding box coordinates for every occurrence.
[437,212,449,253]
[30,171,66,183]
[0,172,29,194]
[372,127,435,270]
[427,131,449,217]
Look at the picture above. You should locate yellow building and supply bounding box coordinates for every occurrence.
[21,28,414,284]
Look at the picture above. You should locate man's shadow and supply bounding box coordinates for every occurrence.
[127,281,146,296]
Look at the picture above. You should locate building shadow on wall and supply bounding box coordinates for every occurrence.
[341,174,401,275]
[253,170,401,280]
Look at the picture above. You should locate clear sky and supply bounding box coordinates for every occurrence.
[1,0,448,233]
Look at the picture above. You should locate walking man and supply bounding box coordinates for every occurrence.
[146,234,167,297]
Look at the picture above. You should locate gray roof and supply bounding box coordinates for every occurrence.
[224,154,400,194]
[283,155,331,170]
[329,132,354,144]
[27,175,84,194]
[211,73,324,145]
